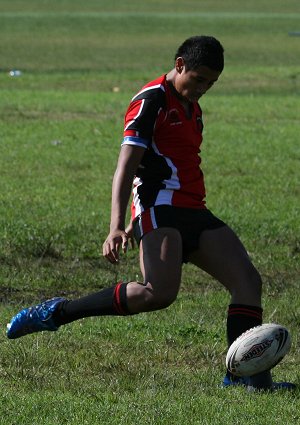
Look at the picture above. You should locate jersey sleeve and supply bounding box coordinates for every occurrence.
[122,85,166,149]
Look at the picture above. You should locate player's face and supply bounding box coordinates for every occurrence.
[175,62,221,102]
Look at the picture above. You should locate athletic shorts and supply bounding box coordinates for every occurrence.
[132,205,226,263]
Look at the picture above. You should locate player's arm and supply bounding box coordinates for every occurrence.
[103,87,162,263]
[103,144,145,264]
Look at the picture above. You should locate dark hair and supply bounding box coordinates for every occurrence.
[174,35,224,72]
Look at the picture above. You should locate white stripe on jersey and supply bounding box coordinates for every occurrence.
[124,99,145,131]
[152,141,181,190]
[131,84,165,101]
[132,180,143,217]
[131,141,181,217]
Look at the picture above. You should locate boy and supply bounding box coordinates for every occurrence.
[7,36,294,391]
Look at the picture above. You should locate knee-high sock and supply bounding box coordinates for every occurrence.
[52,282,130,326]
[227,303,263,346]
[226,303,273,387]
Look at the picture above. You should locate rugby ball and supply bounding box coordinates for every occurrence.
[226,323,291,377]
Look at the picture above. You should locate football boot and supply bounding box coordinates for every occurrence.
[6,297,65,339]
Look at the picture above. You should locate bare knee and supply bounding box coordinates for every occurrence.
[145,286,178,311]
[127,281,178,313]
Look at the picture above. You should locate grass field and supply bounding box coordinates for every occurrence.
[1,0,300,424]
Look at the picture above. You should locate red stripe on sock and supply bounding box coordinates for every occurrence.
[228,312,262,320]
[113,282,126,315]
[228,307,262,315]
[228,307,262,320]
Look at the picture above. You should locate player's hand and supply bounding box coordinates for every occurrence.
[103,229,129,264]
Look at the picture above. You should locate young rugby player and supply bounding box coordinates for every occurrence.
[7,36,294,391]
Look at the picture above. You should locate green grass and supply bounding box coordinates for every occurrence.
[1,0,300,423]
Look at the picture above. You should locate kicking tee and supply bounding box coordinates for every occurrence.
[122,74,206,219]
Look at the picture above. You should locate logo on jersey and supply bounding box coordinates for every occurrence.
[168,109,182,126]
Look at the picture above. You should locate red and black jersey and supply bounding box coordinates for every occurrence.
[122,74,206,219]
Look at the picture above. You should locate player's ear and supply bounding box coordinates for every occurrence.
[175,57,185,74]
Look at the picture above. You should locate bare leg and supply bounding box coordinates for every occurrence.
[188,225,273,388]
[188,225,262,306]
[126,227,183,313]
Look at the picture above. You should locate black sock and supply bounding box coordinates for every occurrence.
[227,303,263,346]
[52,282,130,326]
[226,304,274,388]
[226,303,263,380]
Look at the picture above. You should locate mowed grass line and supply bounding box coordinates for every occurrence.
[0,5,299,72]
[0,0,299,13]
[1,0,300,424]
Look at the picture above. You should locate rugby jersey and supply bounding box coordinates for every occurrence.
[122,74,206,219]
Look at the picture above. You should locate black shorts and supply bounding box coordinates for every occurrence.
[132,205,226,263]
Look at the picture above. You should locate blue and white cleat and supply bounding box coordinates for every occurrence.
[6,297,65,339]
[222,373,250,387]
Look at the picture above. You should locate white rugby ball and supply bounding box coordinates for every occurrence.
[226,323,291,377]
